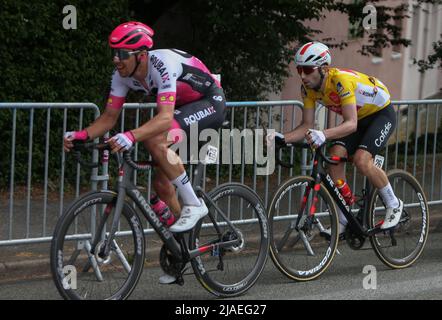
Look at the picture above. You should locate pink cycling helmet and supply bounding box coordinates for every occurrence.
[109,21,154,50]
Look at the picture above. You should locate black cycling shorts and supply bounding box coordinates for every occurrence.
[172,85,226,138]
[165,85,226,162]
[331,104,396,157]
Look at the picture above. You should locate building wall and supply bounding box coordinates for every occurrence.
[401,1,442,100]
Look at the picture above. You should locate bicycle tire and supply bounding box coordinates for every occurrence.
[50,191,146,300]
[368,169,429,269]
[189,183,269,297]
[269,176,339,281]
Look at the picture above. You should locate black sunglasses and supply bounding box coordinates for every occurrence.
[111,48,140,61]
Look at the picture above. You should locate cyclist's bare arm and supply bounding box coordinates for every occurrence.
[284,108,315,143]
[327,110,339,129]
[87,107,122,139]
[130,103,175,142]
[323,103,357,140]
[63,107,121,151]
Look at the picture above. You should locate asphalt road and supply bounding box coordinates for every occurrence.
[1,229,442,300]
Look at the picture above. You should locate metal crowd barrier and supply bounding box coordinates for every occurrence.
[0,99,441,246]
[0,103,100,246]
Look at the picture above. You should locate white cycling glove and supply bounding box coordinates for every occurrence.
[308,129,326,148]
[109,131,135,151]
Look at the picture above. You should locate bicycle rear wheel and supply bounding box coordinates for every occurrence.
[189,183,269,297]
[269,176,339,281]
[368,169,429,269]
[50,191,146,300]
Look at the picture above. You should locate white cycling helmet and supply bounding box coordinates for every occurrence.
[294,42,331,67]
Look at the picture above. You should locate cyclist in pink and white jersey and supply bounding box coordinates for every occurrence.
[64,22,226,239]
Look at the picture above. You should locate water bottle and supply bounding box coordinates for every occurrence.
[336,179,355,205]
[150,194,176,227]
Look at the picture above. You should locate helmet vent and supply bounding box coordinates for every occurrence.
[304,55,315,62]
[126,34,142,45]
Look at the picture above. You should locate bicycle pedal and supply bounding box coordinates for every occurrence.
[176,276,185,286]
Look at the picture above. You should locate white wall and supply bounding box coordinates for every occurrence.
[401,1,442,100]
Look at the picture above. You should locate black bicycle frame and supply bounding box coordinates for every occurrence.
[103,159,240,263]
[308,151,375,237]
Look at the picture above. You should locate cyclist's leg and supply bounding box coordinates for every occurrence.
[329,127,362,182]
[328,144,348,183]
[353,150,389,189]
[144,132,201,208]
[168,86,226,232]
[328,132,361,230]
[142,124,182,215]
[152,167,181,216]
[351,105,401,229]
[352,105,396,190]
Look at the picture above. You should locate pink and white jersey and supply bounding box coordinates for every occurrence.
[107,49,221,109]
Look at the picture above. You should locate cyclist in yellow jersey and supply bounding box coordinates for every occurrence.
[302,68,391,120]
[268,41,403,236]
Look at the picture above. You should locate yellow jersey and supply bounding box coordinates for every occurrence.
[302,68,391,120]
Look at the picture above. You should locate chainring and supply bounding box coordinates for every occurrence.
[345,228,366,250]
[159,244,185,276]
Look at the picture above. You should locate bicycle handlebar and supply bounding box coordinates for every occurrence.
[275,142,309,168]
[123,152,151,171]
[275,142,348,168]
[72,141,106,168]
[72,141,151,171]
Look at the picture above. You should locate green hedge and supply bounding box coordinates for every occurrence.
[0,0,129,187]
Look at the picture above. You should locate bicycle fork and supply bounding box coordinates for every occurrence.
[276,180,319,255]
[81,166,131,278]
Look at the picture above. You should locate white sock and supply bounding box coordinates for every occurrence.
[379,183,400,208]
[338,208,348,227]
[171,172,201,206]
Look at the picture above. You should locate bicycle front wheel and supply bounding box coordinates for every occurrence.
[189,183,269,297]
[368,169,429,269]
[50,191,146,300]
[269,176,339,281]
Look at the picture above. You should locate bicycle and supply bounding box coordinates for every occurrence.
[268,142,429,281]
[50,138,269,299]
